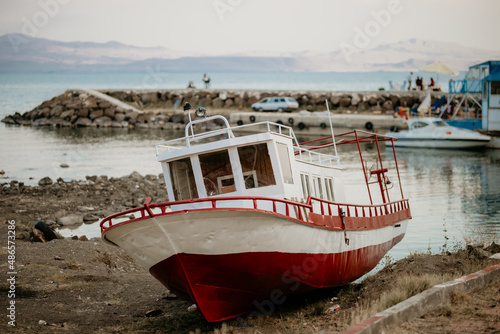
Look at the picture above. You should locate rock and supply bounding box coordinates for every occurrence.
[57,214,83,226]
[94,116,113,127]
[75,118,93,127]
[212,97,224,108]
[38,177,53,186]
[60,163,69,168]
[32,118,50,126]
[60,109,74,120]
[15,232,27,239]
[125,111,139,123]
[79,235,88,241]
[485,242,500,254]
[89,110,104,120]
[351,94,362,106]
[339,97,351,108]
[114,113,126,122]
[83,213,100,223]
[145,309,162,317]
[50,105,63,117]
[98,101,112,109]
[382,100,393,111]
[129,171,143,180]
[0,170,5,174]
[368,96,378,106]
[104,108,116,118]
[54,256,65,261]
[467,244,491,259]
[77,108,89,118]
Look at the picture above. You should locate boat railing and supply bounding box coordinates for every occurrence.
[449,79,482,94]
[101,195,410,234]
[233,121,295,138]
[309,196,411,219]
[155,120,296,155]
[293,146,339,167]
[100,196,313,233]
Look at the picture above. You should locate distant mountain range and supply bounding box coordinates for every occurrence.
[0,34,498,73]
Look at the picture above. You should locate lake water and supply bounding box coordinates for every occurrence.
[1,72,497,261]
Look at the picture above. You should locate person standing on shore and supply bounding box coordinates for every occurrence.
[203,74,211,88]
[408,72,413,90]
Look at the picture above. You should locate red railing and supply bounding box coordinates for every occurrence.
[309,196,410,219]
[100,195,410,234]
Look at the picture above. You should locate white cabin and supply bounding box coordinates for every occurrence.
[155,116,346,212]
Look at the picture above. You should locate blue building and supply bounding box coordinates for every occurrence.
[449,61,500,131]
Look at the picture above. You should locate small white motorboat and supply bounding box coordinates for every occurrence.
[385,117,491,149]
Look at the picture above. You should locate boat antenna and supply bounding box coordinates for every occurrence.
[326,99,339,167]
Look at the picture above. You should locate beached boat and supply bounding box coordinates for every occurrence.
[385,117,491,149]
[101,104,411,322]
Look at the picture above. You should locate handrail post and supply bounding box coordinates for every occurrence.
[144,197,155,218]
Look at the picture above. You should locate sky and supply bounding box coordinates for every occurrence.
[0,0,499,55]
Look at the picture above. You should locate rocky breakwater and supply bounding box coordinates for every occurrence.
[2,89,470,129]
[2,90,146,128]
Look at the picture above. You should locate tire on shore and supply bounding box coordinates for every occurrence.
[298,122,306,130]
[237,120,243,126]
[365,122,373,131]
[249,115,256,123]
[35,221,58,241]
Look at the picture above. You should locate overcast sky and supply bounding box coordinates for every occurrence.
[1,0,499,55]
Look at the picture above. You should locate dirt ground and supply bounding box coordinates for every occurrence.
[0,175,499,333]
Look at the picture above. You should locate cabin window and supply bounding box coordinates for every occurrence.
[199,150,234,196]
[313,176,324,199]
[325,177,335,201]
[483,82,489,100]
[237,144,276,189]
[169,158,198,201]
[300,173,311,199]
[276,142,293,184]
[481,66,489,79]
[491,81,500,95]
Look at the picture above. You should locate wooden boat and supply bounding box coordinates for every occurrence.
[101,104,411,322]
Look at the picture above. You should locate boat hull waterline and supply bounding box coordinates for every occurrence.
[386,138,490,149]
[102,200,410,322]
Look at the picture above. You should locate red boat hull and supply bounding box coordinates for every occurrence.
[150,233,404,322]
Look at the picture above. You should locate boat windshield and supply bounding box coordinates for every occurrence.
[433,120,448,127]
[411,121,428,129]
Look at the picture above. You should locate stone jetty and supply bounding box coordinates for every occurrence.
[1,89,472,129]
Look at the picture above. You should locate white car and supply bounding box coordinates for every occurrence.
[251,97,299,112]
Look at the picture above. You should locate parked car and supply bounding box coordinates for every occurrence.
[251,97,299,112]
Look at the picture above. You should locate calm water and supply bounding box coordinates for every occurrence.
[1,72,497,261]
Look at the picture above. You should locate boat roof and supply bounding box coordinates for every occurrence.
[469,60,500,70]
[155,114,341,168]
